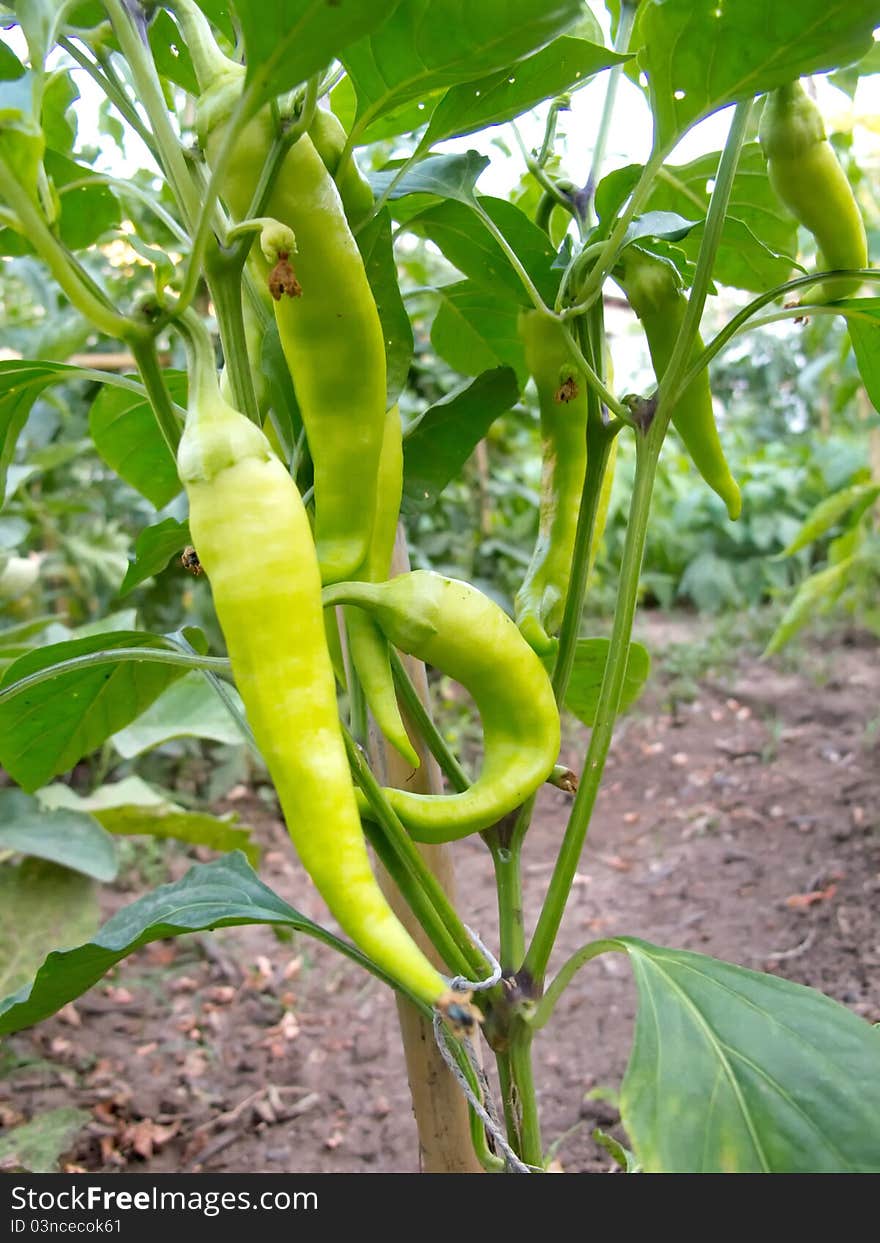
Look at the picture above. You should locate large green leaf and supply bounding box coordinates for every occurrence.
[0,789,117,882]
[238,0,402,111]
[0,859,99,999]
[110,671,245,757]
[408,196,559,308]
[38,777,259,867]
[0,853,397,1035]
[402,367,519,512]
[369,149,490,209]
[0,630,205,790]
[637,1,878,148]
[618,938,880,1172]
[0,361,165,504]
[88,372,185,509]
[342,0,586,144]
[431,280,526,383]
[622,146,800,294]
[422,34,628,147]
[562,638,650,728]
[355,208,413,405]
[46,149,121,251]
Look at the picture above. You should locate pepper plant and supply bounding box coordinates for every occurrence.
[1,0,879,1174]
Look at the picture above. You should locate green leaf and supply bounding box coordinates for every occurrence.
[110,671,245,758]
[637,0,878,147]
[0,789,118,882]
[149,9,200,95]
[0,853,394,1035]
[240,0,402,112]
[402,367,519,512]
[764,557,856,655]
[46,149,122,251]
[342,0,587,144]
[0,859,99,999]
[369,150,490,208]
[88,372,185,508]
[0,40,25,82]
[408,196,559,307]
[780,483,880,557]
[422,35,628,147]
[431,280,526,383]
[38,778,259,867]
[563,638,650,728]
[618,938,880,1172]
[0,630,202,791]
[118,516,190,598]
[829,39,880,97]
[845,298,880,412]
[0,1106,89,1174]
[600,148,800,294]
[0,360,72,501]
[355,208,413,405]
[41,70,78,153]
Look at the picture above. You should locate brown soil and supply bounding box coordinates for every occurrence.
[2,619,878,1173]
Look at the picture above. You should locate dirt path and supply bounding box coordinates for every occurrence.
[2,623,878,1172]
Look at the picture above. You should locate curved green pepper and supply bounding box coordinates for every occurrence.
[515,309,589,655]
[616,248,741,520]
[308,105,374,230]
[759,80,868,303]
[326,571,561,843]
[176,322,451,1009]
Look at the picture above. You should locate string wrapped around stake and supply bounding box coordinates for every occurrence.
[431,1012,535,1174]
[447,924,502,994]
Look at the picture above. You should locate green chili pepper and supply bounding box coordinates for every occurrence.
[759,80,868,303]
[176,317,454,1009]
[515,309,590,655]
[344,403,421,769]
[616,247,742,521]
[193,55,386,583]
[308,105,374,230]
[325,571,561,842]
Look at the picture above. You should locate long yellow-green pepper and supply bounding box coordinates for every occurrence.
[177,319,455,1011]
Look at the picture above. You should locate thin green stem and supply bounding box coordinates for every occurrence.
[0,647,232,708]
[495,1051,521,1155]
[531,939,624,1030]
[130,337,184,455]
[491,840,525,971]
[59,37,159,159]
[104,0,202,231]
[343,731,488,983]
[584,0,638,225]
[561,142,671,317]
[674,269,880,403]
[510,120,577,222]
[389,650,470,793]
[507,1029,542,1167]
[0,155,144,341]
[60,174,188,244]
[551,423,617,707]
[524,431,661,986]
[654,100,753,422]
[470,200,549,313]
[205,243,260,425]
[559,321,631,422]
